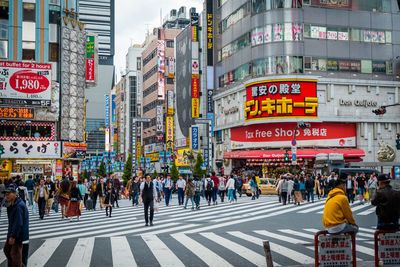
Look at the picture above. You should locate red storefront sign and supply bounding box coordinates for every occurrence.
[192,78,199,98]
[230,122,356,149]
[245,79,318,121]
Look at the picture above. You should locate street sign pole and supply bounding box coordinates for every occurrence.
[195,119,213,171]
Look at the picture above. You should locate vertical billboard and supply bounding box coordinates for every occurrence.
[166,116,174,152]
[105,94,110,127]
[206,0,214,66]
[190,126,199,151]
[167,90,174,115]
[86,35,95,82]
[168,57,175,78]
[156,105,164,140]
[157,29,166,100]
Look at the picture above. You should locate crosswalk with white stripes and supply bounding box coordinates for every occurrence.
[0,196,377,266]
[0,226,376,267]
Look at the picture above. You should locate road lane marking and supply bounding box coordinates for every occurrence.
[171,233,233,267]
[66,237,95,267]
[200,232,267,267]
[142,234,185,267]
[111,236,137,267]
[28,239,62,267]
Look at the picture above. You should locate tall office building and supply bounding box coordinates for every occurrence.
[79,0,115,155]
[213,0,400,175]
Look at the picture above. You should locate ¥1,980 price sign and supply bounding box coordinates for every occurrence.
[0,61,52,106]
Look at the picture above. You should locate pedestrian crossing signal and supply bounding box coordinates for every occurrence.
[284,152,290,162]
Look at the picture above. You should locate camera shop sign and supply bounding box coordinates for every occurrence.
[245,79,318,121]
[339,99,377,107]
[0,61,52,106]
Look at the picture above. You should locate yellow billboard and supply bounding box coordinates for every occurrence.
[175,149,191,167]
[192,98,199,118]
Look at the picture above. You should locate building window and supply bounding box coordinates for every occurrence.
[22,49,35,60]
[166,40,174,48]
[0,40,6,58]
[23,3,35,22]
[49,43,59,62]
[166,78,174,84]
[49,7,60,24]
[136,57,141,70]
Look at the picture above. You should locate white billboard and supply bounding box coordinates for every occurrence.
[0,61,52,106]
[1,141,61,158]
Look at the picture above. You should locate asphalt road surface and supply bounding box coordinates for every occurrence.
[0,194,377,267]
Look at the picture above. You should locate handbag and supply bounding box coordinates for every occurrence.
[51,201,59,213]
[70,197,78,202]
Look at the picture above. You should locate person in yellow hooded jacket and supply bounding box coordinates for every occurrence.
[322,178,358,234]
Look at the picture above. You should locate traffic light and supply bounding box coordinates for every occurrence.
[0,144,4,156]
[396,134,400,150]
[297,122,311,129]
[372,107,386,115]
[284,152,290,162]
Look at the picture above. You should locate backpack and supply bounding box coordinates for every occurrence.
[234,177,241,189]
[18,187,25,202]
[206,180,213,192]
[194,180,202,192]
[219,178,226,190]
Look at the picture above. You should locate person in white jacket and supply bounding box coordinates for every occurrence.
[287,176,294,204]
[17,181,29,205]
[226,176,236,203]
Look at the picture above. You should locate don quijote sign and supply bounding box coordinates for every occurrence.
[0,61,52,106]
[339,99,378,107]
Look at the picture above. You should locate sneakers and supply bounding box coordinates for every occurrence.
[150,222,154,226]
[145,223,149,226]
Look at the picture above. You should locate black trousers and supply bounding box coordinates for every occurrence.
[143,199,154,224]
[38,197,46,219]
[106,206,112,216]
[205,191,212,203]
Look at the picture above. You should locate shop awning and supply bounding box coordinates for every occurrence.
[223,148,365,159]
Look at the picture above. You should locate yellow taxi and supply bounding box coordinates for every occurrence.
[243,177,277,196]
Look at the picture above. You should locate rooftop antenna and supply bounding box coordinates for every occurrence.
[145,24,151,36]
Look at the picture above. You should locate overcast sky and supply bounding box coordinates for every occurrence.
[114,0,204,80]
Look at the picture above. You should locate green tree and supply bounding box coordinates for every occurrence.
[170,161,179,182]
[122,153,132,186]
[151,169,158,180]
[97,162,107,177]
[193,152,206,178]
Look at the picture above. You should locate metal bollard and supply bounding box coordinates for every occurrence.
[263,240,274,267]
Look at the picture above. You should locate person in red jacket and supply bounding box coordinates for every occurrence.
[210,171,220,205]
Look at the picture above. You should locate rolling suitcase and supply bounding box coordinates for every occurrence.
[86,198,94,210]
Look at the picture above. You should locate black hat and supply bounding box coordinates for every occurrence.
[377,174,390,182]
[5,184,17,193]
[335,178,347,187]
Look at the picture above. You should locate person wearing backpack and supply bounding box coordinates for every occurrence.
[235,174,243,197]
[193,175,203,210]
[305,175,315,203]
[218,176,226,203]
[17,181,28,204]
[226,175,236,203]
[204,176,214,206]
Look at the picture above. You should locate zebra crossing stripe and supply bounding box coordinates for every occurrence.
[111,236,137,267]
[359,227,376,233]
[138,224,198,236]
[95,222,179,238]
[228,231,314,265]
[28,239,62,267]
[297,204,325,213]
[200,232,267,267]
[351,204,373,212]
[171,233,234,267]
[357,207,375,215]
[66,237,95,267]
[0,249,6,264]
[142,234,185,267]
[254,230,310,246]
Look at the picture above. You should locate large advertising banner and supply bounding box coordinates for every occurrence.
[1,141,61,158]
[175,149,191,166]
[86,35,95,82]
[0,61,52,106]
[166,116,174,152]
[62,142,87,159]
[206,0,213,66]
[230,123,356,149]
[245,79,318,121]
[190,126,199,151]
[311,0,351,9]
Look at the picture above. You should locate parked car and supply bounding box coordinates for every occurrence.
[243,178,277,196]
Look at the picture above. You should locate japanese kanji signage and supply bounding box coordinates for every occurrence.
[245,79,318,121]
[192,98,200,118]
[376,232,400,266]
[206,0,213,66]
[0,61,52,106]
[192,78,200,98]
[192,60,199,78]
[0,107,34,119]
[166,116,174,152]
[231,123,356,149]
[167,90,174,115]
[318,234,353,266]
[86,35,95,82]
[1,141,61,158]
